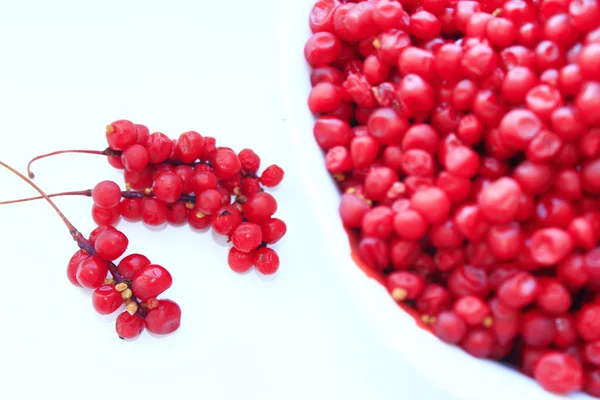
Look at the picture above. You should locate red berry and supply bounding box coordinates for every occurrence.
[92,181,121,209]
[76,255,108,289]
[92,284,122,315]
[94,228,128,261]
[67,250,89,287]
[118,254,151,280]
[131,264,172,301]
[144,300,181,335]
[253,247,280,275]
[146,132,174,164]
[106,120,136,150]
[238,149,261,173]
[232,223,263,253]
[534,352,583,394]
[115,311,144,339]
[242,192,277,223]
[228,247,254,273]
[174,131,204,163]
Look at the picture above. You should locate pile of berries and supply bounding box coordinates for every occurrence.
[3,120,285,340]
[306,0,600,396]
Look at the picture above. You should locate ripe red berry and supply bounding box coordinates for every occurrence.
[92,284,123,315]
[174,131,204,163]
[67,250,89,287]
[121,144,150,172]
[228,247,254,273]
[118,254,151,280]
[94,228,128,261]
[260,165,284,187]
[253,247,280,275]
[144,300,181,335]
[534,352,583,394]
[242,192,278,223]
[115,311,145,339]
[92,180,121,209]
[131,264,173,301]
[212,205,243,236]
[76,255,109,289]
[238,149,261,173]
[232,223,263,253]
[106,120,137,150]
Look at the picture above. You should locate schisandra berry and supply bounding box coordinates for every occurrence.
[91,180,122,209]
[131,264,173,301]
[253,247,280,275]
[144,300,181,335]
[228,247,254,273]
[92,284,123,315]
[260,165,284,187]
[116,311,145,339]
[117,253,151,280]
[67,250,89,287]
[232,223,263,253]
[106,120,137,151]
[94,228,129,261]
[76,256,108,289]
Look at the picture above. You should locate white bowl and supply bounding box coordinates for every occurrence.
[279,2,592,399]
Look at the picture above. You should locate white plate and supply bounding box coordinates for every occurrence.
[279,1,592,400]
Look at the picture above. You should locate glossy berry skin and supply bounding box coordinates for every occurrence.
[131,264,173,301]
[260,218,287,244]
[212,206,243,236]
[106,120,137,150]
[121,144,149,172]
[242,193,278,223]
[260,164,284,187]
[76,255,108,289]
[92,204,121,226]
[120,198,143,221]
[212,149,242,179]
[232,223,263,253]
[115,311,145,339]
[534,352,583,394]
[118,254,151,280]
[67,250,89,287]
[94,228,128,261]
[92,181,121,209]
[228,247,254,273]
[433,311,467,344]
[238,149,261,172]
[92,285,122,315]
[174,131,204,163]
[152,171,184,204]
[144,300,181,335]
[576,304,600,342]
[141,198,168,226]
[254,248,280,275]
[146,132,174,164]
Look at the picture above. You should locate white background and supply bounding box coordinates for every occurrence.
[0,1,449,399]
[0,1,586,400]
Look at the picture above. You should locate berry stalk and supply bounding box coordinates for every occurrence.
[0,161,144,315]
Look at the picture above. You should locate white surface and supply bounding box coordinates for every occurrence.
[0,1,589,400]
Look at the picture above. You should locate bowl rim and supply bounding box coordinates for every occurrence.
[278,1,590,399]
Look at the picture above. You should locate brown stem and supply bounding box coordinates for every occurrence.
[27,148,120,179]
[0,189,198,205]
[27,146,216,178]
[0,161,144,316]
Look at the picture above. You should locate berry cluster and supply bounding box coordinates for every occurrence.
[5,120,285,340]
[0,162,180,339]
[28,120,286,275]
[306,0,600,396]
